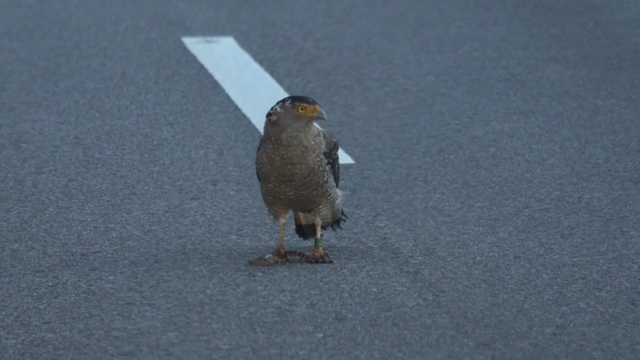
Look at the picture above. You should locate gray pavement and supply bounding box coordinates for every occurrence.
[1,0,639,358]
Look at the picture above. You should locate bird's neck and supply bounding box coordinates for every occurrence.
[264,121,317,145]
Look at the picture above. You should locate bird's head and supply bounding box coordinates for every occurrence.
[266,95,327,124]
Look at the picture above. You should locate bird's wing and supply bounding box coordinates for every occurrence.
[321,130,340,188]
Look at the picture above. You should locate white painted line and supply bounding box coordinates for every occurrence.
[181,36,355,164]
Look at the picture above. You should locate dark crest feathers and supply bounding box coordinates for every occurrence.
[266,95,320,119]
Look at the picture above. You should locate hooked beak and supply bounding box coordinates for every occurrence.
[314,106,327,121]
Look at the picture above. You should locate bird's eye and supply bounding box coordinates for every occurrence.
[297,106,306,113]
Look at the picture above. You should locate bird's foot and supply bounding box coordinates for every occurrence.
[271,247,291,262]
[301,247,334,264]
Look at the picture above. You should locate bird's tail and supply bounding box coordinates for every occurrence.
[294,210,348,240]
[294,212,316,240]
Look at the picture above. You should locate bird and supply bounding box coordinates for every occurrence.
[252,95,346,265]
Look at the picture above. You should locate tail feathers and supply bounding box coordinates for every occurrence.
[326,209,347,231]
[294,210,348,240]
[294,212,316,239]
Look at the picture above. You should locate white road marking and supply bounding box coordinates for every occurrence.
[181,36,355,164]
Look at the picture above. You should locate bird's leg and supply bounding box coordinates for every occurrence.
[251,214,297,266]
[313,220,325,252]
[271,216,289,262]
[303,220,334,264]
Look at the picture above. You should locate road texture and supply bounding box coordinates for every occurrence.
[1,0,639,358]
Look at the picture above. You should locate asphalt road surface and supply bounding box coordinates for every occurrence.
[2,1,639,358]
